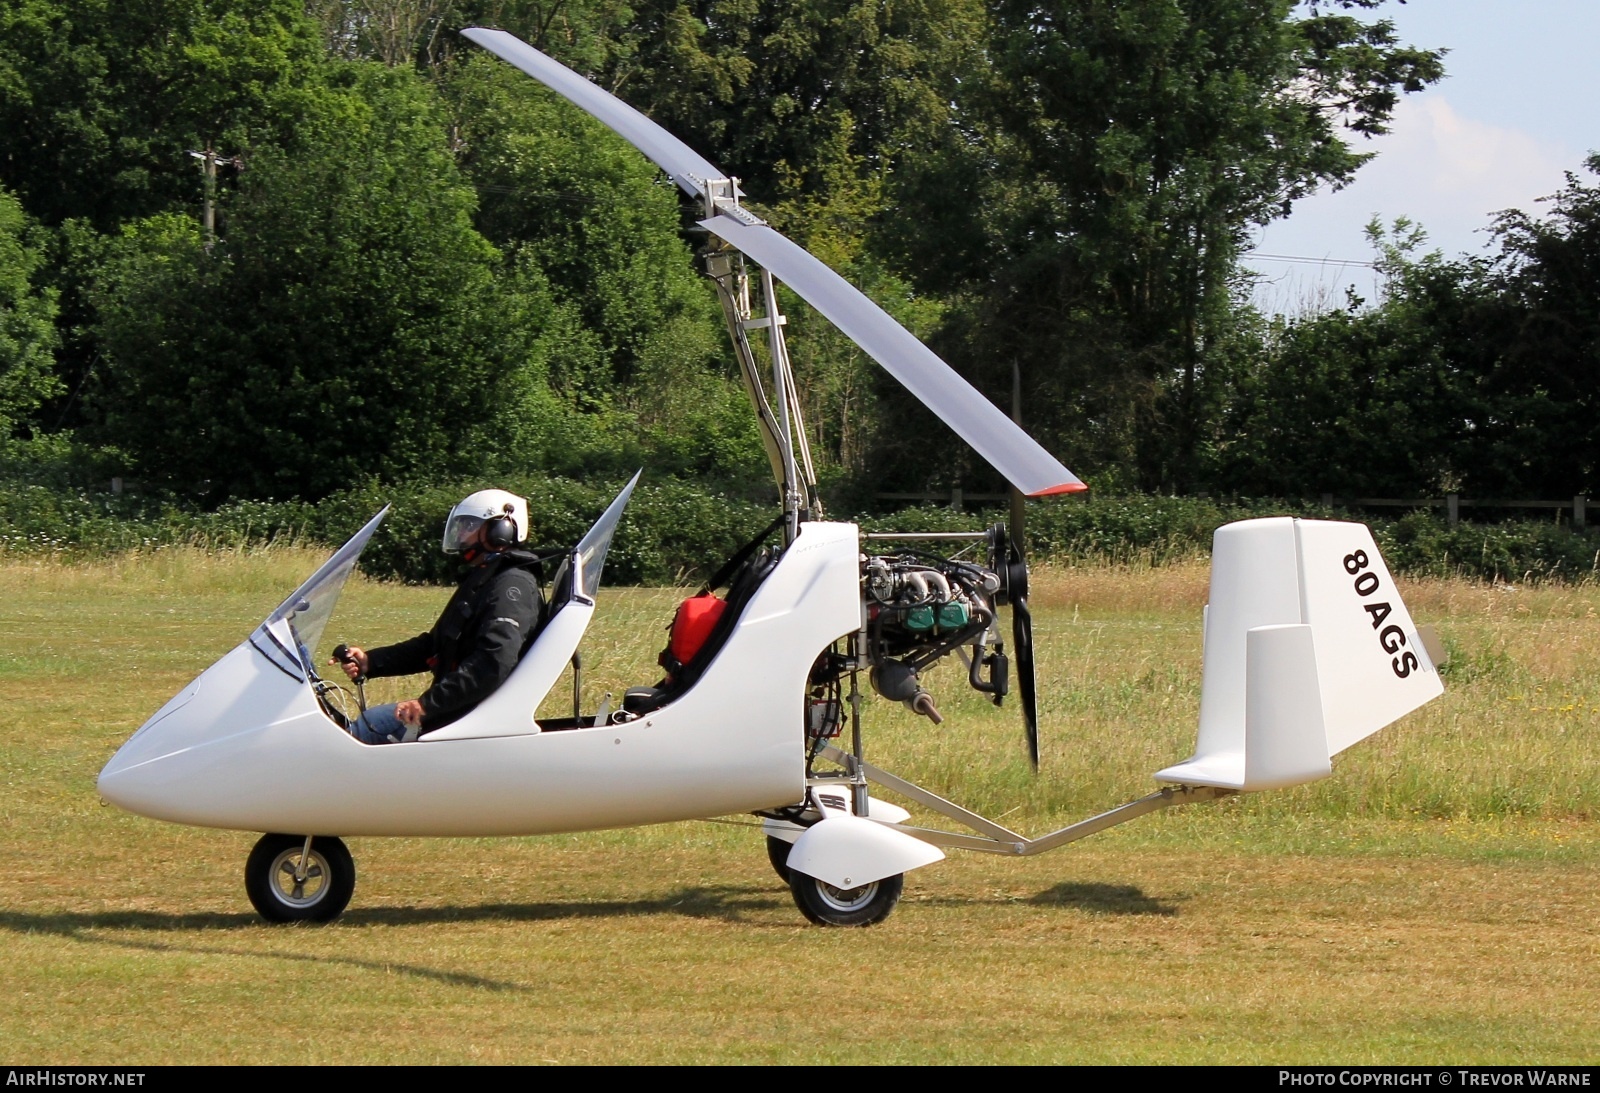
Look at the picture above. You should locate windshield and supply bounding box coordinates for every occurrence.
[548,471,640,609]
[575,470,639,600]
[251,507,389,680]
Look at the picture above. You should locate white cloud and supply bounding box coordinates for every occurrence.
[1366,96,1577,231]
[1248,95,1583,311]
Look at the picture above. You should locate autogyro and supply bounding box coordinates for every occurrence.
[98,29,1444,926]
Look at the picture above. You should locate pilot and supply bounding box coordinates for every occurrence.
[333,489,545,744]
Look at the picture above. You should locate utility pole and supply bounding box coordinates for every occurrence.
[1010,359,1026,551]
[186,147,242,247]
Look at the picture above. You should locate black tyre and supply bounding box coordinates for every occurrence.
[789,869,903,927]
[245,833,355,924]
[765,834,794,883]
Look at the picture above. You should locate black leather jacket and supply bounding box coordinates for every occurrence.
[364,551,545,732]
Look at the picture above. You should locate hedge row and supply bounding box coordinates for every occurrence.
[0,475,775,585]
[2,474,1596,585]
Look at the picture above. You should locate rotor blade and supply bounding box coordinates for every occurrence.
[462,28,1086,498]
[461,28,726,197]
[1013,595,1039,768]
[701,214,1086,499]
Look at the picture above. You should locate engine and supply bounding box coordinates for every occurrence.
[800,524,1031,754]
[858,545,1011,724]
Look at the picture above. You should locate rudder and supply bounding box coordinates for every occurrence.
[1156,518,1442,792]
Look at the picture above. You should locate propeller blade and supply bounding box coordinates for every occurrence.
[988,521,1039,767]
[1013,594,1039,769]
[461,28,727,197]
[1008,360,1030,552]
[701,214,1086,499]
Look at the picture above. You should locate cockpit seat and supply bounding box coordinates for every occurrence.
[623,526,782,716]
[623,686,666,714]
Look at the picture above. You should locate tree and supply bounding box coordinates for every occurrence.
[88,64,530,501]
[1218,163,1600,502]
[0,0,327,437]
[600,1,987,488]
[0,0,323,230]
[1472,154,1600,496]
[1210,283,1477,499]
[876,0,1444,492]
[0,186,59,439]
[306,0,638,74]
[607,1,984,254]
[443,54,762,481]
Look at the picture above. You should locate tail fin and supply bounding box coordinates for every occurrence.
[1156,518,1442,792]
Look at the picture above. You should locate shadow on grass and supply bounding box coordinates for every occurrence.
[341,885,787,927]
[0,885,787,991]
[1026,882,1181,916]
[0,908,524,990]
[0,886,783,937]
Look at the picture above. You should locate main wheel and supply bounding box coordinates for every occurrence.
[788,869,903,927]
[245,833,355,924]
[766,834,794,883]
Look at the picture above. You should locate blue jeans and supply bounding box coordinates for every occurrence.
[348,702,416,745]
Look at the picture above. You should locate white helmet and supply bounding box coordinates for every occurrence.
[442,488,529,555]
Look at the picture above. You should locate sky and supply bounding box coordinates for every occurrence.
[1246,0,1600,313]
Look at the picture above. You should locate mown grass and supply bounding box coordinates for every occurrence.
[2,547,1598,1064]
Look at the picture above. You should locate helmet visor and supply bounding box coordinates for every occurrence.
[442,514,486,555]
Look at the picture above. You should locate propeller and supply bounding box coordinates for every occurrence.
[1005,361,1039,767]
[988,521,1038,769]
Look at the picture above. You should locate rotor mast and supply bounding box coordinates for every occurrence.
[696,178,819,544]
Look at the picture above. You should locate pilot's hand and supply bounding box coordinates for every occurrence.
[330,646,368,681]
[395,699,424,727]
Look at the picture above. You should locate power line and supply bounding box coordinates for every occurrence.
[1244,251,1377,269]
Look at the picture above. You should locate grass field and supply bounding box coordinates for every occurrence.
[2,547,1597,1064]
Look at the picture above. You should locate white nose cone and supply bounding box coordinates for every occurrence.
[98,642,311,824]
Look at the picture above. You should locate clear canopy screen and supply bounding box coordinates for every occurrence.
[251,507,388,680]
[546,472,640,611]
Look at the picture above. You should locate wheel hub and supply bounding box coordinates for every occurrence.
[271,849,329,907]
[816,879,878,913]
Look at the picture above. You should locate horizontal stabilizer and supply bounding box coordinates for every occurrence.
[1156,518,1442,792]
[461,28,725,196]
[702,214,1086,498]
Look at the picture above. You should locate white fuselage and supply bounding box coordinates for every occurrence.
[99,521,864,837]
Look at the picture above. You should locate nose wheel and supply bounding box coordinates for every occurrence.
[245,833,356,923]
